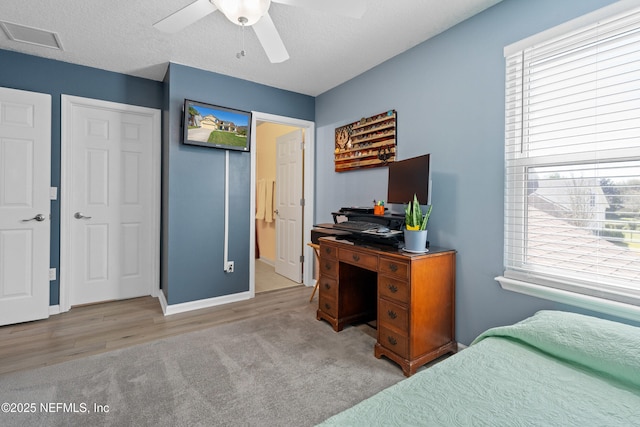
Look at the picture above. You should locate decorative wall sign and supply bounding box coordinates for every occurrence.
[334,110,397,172]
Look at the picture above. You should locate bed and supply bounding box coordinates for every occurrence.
[318,310,640,426]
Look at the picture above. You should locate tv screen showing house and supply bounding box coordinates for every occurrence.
[183,99,251,152]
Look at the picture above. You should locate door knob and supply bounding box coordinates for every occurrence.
[74,212,92,219]
[274,209,279,215]
[22,214,46,222]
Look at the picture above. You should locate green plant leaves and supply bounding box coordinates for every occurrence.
[404,194,432,230]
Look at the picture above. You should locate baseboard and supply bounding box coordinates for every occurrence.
[48,305,60,315]
[258,257,275,267]
[159,290,252,316]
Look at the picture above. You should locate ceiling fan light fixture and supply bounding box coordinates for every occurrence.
[212,0,271,26]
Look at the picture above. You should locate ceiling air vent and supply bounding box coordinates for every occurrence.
[0,21,63,50]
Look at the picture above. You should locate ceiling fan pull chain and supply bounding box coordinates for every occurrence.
[236,17,247,59]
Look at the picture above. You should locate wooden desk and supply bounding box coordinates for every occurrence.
[316,236,457,376]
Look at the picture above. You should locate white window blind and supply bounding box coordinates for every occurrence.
[503,5,640,306]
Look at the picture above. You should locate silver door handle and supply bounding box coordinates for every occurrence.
[22,214,46,222]
[74,212,92,219]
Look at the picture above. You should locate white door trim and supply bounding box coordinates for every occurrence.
[250,112,315,296]
[59,95,161,312]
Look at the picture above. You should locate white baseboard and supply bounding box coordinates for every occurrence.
[159,290,252,316]
[48,305,60,315]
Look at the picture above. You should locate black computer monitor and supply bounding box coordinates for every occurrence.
[387,154,431,206]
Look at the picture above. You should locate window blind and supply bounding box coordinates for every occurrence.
[504,5,640,305]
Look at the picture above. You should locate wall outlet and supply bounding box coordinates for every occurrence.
[225,261,234,273]
[49,268,56,281]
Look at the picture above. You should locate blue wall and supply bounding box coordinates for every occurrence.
[314,0,632,344]
[0,49,163,305]
[162,63,314,305]
[0,51,313,307]
[3,0,637,335]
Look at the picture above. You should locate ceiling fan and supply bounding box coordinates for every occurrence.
[154,0,366,63]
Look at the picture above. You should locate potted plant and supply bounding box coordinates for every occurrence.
[403,194,432,252]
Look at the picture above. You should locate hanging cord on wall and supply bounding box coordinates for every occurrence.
[223,150,231,272]
[236,17,247,59]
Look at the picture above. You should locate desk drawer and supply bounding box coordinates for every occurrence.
[378,275,410,304]
[379,257,409,279]
[318,276,338,299]
[319,293,338,318]
[339,248,377,270]
[320,259,338,278]
[379,298,408,333]
[378,326,409,358]
[319,243,337,259]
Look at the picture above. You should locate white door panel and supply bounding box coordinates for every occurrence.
[275,129,303,282]
[63,97,158,307]
[0,87,51,326]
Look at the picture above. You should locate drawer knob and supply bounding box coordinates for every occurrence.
[387,310,397,319]
[352,254,360,262]
[324,303,331,310]
[388,284,398,293]
[324,248,331,254]
[389,263,398,272]
[323,282,331,290]
[387,336,397,346]
[324,263,332,270]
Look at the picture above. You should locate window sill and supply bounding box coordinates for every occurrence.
[495,276,640,323]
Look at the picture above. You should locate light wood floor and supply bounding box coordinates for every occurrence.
[255,259,300,293]
[0,285,314,376]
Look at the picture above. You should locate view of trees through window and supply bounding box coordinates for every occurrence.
[527,162,640,251]
[600,176,640,249]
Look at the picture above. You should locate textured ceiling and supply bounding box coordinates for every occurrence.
[0,0,502,96]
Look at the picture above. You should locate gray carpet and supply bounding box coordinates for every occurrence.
[0,303,405,426]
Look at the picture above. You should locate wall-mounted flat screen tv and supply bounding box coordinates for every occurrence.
[183,99,252,152]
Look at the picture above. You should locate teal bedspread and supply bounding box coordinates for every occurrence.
[318,311,640,426]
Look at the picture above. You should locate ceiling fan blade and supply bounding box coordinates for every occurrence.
[252,13,289,63]
[153,0,218,33]
[272,0,365,19]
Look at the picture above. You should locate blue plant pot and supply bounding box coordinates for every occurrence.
[403,229,428,252]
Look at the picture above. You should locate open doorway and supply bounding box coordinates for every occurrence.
[250,113,315,296]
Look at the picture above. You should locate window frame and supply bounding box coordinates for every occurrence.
[497,0,640,322]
